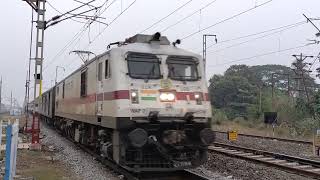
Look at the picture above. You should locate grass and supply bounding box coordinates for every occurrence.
[212,120,313,141]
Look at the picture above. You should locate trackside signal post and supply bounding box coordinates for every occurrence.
[23,0,46,145]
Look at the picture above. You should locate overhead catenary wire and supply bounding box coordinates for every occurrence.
[50,0,136,83]
[47,1,88,24]
[208,43,313,67]
[308,52,320,72]
[139,0,193,34]
[44,0,120,80]
[48,0,96,22]
[181,0,273,40]
[46,7,101,28]
[161,0,218,32]
[72,0,97,8]
[43,0,111,71]
[87,0,137,46]
[203,20,306,51]
[58,0,124,72]
[207,21,306,54]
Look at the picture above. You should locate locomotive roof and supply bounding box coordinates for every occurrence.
[48,34,202,92]
[125,34,170,45]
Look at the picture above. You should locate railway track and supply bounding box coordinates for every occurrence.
[210,142,320,179]
[213,130,313,145]
[45,124,210,180]
[79,142,210,180]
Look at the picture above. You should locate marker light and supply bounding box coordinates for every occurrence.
[131,90,139,104]
[160,92,175,102]
[194,93,203,105]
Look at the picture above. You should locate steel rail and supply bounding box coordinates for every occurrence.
[44,124,210,180]
[77,139,211,179]
[210,142,320,179]
[212,130,313,145]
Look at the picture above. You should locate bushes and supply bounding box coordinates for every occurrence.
[212,109,228,125]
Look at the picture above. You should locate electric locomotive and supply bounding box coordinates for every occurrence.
[36,33,214,172]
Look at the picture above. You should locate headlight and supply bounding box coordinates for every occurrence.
[131,92,137,97]
[167,93,175,101]
[159,93,168,101]
[160,92,175,102]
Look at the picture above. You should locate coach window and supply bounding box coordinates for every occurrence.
[105,60,110,79]
[98,62,102,81]
[81,70,87,97]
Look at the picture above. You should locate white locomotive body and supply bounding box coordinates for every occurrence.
[37,33,214,172]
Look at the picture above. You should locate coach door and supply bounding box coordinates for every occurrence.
[96,59,104,116]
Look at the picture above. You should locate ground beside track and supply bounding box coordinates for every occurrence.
[0,115,78,180]
[40,124,120,180]
[16,149,78,180]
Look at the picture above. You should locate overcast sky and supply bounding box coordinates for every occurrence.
[1,0,320,105]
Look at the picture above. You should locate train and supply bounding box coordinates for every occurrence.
[32,33,214,172]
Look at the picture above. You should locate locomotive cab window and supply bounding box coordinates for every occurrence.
[127,52,161,79]
[167,56,199,81]
[80,70,87,97]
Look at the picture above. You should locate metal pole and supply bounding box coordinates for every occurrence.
[202,34,217,72]
[271,73,274,108]
[34,0,46,101]
[27,9,34,114]
[259,86,262,113]
[32,0,46,145]
[55,66,58,84]
[10,91,12,113]
[287,75,290,97]
[55,66,65,84]
[203,35,206,67]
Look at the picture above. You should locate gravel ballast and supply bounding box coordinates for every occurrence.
[205,152,314,180]
[191,166,234,180]
[41,125,119,180]
[215,132,320,161]
[203,131,320,179]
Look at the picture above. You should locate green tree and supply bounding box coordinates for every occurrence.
[209,64,318,132]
